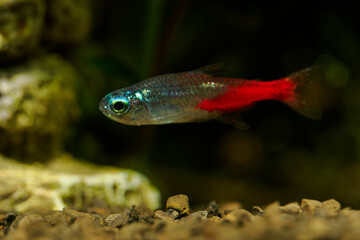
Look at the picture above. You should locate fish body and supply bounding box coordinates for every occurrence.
[99,65,321,127]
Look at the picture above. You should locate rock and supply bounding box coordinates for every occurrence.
[167,209,180,219]
[205,216,221,224]
[43,0,92,46]
[16,213,47,229]
[0,0,92,61]
[223,209,253,225]
[105,212,129,228]
[153,210,174,221]
[166,194,190,216]
[105,207,136,228]
[105,213,121,226]
[279,202,301,215]
[105,205,153,228]
[0,154,161,212]
[181,211,208,223]
[219,201,242,215]
[0,0,45,60]
[301,199,323,215]
[46,210,74,226]
[322,199,341,217]
[263,201,282,224]
[206,200,219,217]
[63,208,104,226]
[0,55,80,161]
[0,212,17,236]
[252,206,265,216]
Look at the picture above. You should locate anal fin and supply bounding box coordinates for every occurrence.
[217,114,250,130]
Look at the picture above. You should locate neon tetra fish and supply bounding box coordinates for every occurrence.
[99,64,322,128]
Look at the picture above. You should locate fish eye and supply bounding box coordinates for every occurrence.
[110,98,130,115]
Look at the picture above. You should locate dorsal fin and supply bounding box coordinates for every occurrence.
[192,62,235,77]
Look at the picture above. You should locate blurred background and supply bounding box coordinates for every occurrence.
[2,0,359,209]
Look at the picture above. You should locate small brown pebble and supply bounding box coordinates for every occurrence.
[279,202,301,215]
[154,210,175,221]
[167,209,180,219]
[205,216,221,224]
[105,213,122,226]
[87,207,108,217]
[46,211,74,226]
[105,206,145,228]
[206,201,219,217]
[301,199,323,215]
[0,213,17,235]
[63,208,105,226]
[219,202,242,216]
[252,206,265,216]
[322,199,341,217]
[17,214,46,229]
[166,194,190,216]
[181,211,208,222]
[223,209,253,225]
[106,213,129,228]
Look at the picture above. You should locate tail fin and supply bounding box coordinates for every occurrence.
[282,67,323,119]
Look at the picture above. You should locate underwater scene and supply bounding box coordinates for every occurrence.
[0,0,359,239]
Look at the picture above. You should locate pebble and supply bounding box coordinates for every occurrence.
[166,194,190,216]
[105,205,151,228]
[154,210,175,221]
[219,201,242,216]
[106,213,129,228]
[206,201,219,217]
[300,199,323,215]
[167,209,180,219]
[16,214,47,229]
[205,216,221,224]
[63,208,105,226]
[322,199,341,217]
[181,211,208,223]
[223,209,253,225]
[46,211,74,226]
[279,202,301,215]
[252,206,265,216]
[105,213,122,226]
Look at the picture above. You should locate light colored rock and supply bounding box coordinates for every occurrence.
[0,55,80,161]
[181,211,208,222]
[301,199,323,215]
[252,206,265,216]
[0,0,45,60]
[279,202,301,215]
[43,0,92,45]
[219,201,242,215]
[322,199,341,217]
[154,210,174,221]
[223,209,253,224]
[0,154,161,212]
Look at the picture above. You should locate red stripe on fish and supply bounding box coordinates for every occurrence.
[197,78,296,113]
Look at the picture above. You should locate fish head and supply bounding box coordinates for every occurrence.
[99,88,148,125]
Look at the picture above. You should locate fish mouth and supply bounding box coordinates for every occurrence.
[99,98,111,118]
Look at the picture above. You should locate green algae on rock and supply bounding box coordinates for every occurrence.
[43,0,92,46]
[0,154,161,212]
[0,0,92,61]
[0,55,80,161]
[0,0,45,60]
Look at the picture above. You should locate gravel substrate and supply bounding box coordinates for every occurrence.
[0,194,358,240]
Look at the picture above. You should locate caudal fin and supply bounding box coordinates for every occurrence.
[282,67,323,119]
